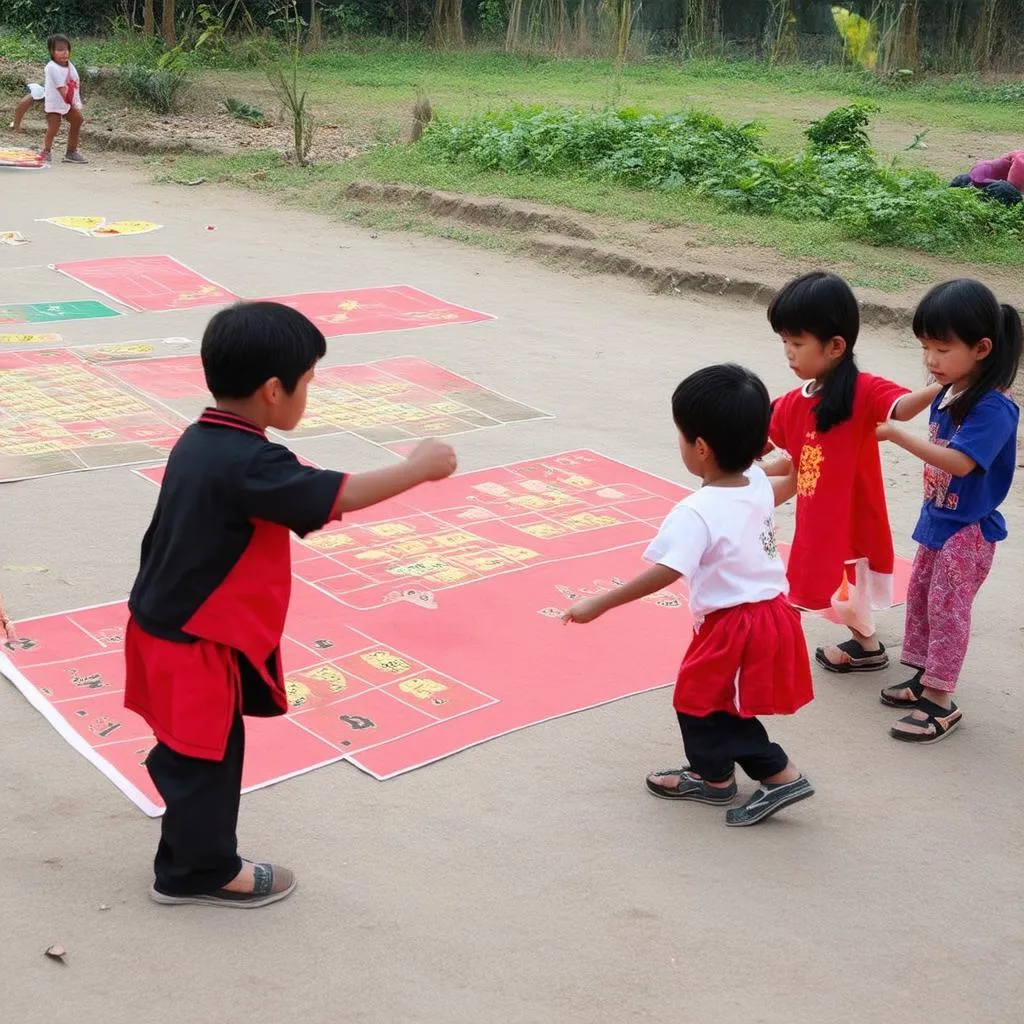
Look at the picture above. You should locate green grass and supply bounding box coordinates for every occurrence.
[154,146,960,293]
[8,33,1019,290]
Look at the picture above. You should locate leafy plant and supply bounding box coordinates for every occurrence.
[225,97,267,124]
[424,101,1024,256]
[116,64,189,114]
[803,102,879,154]
[268,2,316,165]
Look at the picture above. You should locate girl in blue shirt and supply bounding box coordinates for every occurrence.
[876,279,1021,743]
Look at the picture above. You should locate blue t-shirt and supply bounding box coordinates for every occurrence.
[912,388,1019,551]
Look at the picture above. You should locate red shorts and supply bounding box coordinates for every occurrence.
[673,594,813,717]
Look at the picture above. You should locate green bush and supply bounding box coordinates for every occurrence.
[115,65,189,114]
[423,103,1024,256]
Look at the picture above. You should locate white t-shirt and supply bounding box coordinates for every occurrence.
[44,60,81,115]
[644,464,787,621]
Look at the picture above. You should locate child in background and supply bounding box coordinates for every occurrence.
[877,280,1021,742]
[765,272,939,673]
[563,364,814,827]
[126,302,457,907]
[9,82,44,131]
[41,34,86,164]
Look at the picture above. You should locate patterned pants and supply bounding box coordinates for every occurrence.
[902,523,995,692]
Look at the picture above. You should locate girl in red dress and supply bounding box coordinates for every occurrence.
[764,273,939,673]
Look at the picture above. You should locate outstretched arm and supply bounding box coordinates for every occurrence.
[562,564,681,624]
[876,422,976,477]
[333,438,457,515]
[891,383,943,422]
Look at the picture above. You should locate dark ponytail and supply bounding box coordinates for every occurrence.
[913,280,1022,425]
[768,271,860,433]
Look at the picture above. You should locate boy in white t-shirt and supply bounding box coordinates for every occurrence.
[563,364,815,826]
[40,34,87,165]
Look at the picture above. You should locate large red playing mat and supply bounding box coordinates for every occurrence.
[1,450,912,814]
[0,349,184,482]
[52,255,238,312]
[259,286,494,337]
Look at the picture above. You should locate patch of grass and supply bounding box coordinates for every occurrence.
[155,147,943,292]
[422,104,1024,261]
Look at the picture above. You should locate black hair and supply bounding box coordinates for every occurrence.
[913,278,1022,425]
[672,363,771,473]
[767,271,860,433]
[47,34,71,55]
[201,301,327,399]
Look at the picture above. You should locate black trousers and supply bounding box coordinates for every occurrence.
[146,713,245,895]
[677,711,788,784]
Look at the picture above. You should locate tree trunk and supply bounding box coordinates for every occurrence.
[143,0,154,36]
[161,0,176,47]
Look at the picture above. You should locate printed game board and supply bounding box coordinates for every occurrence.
[52,255,237,312]
[0,147,47,169]
[0,349,185,481]
[0,300,121,326]
[260,286,495,337]
[40,216,163,238]
[2,451,693,813]
[4,449,914,813]
[103,354,549,446]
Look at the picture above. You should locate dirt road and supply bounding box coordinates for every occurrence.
[1,156,1021,1024]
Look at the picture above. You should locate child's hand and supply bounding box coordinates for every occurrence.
[407,438,457,481]
[562,596,607,624]
[876,422,895,442]
[0,595,15,643]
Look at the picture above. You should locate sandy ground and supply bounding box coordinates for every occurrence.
[1,155,1022,1024]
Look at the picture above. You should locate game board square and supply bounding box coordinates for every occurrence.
[289,689,434,753]
[381,672,497,720]
[29,651,126,702]
[62,690,151,748]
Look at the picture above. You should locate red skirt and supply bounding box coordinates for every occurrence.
[673,594,813,717]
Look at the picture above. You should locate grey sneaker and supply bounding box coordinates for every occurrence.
[725,775,815,826]
[62,150,88,164]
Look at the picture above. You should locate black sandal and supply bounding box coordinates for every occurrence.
[890,699,962,744]
[880,669,925,708]
[815,639,889,674]
[646,767,737,804]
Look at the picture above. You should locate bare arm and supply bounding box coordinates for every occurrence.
[770,463,797,506]
[876,422,976,478]
[890,383,942,422]
[332,438,456,516]
[761,454,792,477]
[562,564,681,624]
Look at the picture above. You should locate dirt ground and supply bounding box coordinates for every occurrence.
[1,155,1022,1024]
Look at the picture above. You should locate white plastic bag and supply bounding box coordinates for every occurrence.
[830,557,876,637]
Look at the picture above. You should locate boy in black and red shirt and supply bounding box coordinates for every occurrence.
[126,301,457,908]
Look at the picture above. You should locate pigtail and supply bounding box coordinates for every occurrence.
[813,354,858,433]
[997,304,1023,392]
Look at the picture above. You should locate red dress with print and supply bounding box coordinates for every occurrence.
[769,374,908,611]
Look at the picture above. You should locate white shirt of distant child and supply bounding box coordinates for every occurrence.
[44,59,82,115]
[644,464,786,624]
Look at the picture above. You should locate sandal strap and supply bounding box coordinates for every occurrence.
[836,639,886,659]
[883,679,925,699]
[896,700,960,732]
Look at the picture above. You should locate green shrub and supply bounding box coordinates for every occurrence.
[423,102,1024,257]
[115,65,190,115]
